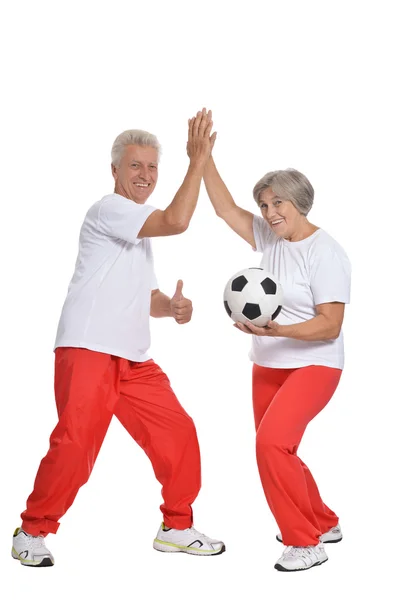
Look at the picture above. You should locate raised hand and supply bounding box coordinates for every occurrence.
[170,280,193,325]
[187,108,217,166]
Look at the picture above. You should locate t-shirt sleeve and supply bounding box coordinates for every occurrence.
[252,214,275,252]
[310,243,351,305]
[97,195,158,245]
[151,271,159,291]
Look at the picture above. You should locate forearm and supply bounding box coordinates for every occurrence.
[203,157,236,217]
[278,315,340,341]
[163,161,205,230]
[150,291,172,318]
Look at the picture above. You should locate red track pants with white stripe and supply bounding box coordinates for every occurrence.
[21,348,201,536]
[253,364,342,547]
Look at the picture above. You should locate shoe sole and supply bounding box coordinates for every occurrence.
[276,535,342,544]
[274,557,328,572]
[12,549,54,567]
[153,540,226,556]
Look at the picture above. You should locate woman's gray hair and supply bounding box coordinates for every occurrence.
[253,168,314,216]
[111,129,162,167]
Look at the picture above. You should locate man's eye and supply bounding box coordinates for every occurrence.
[131,163,139,168]
[150,166,157,170]
[260,203,267,209]
[275,200,282,205]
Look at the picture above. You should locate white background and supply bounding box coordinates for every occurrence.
[1,1,398,598]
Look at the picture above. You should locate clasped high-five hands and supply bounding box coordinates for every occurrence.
[187,108,217,164]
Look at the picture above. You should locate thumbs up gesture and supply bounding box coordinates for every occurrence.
[170,280,193,325]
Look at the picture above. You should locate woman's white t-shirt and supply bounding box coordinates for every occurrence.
[54,193,158,362]
[250,215,351,369]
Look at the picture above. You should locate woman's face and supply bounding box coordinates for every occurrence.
[258,187,303,239]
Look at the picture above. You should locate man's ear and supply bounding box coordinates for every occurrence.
[111,163,118,181]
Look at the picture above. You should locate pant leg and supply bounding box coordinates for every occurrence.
[254,364,342,546]
[252,364,283,431]
[298,457,339,533]
[253,364,339,535]
[114,359,201,530]
[21,348,120,536]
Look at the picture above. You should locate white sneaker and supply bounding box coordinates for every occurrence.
[12,527,54,567]
[276,524,342,544]
[153,523,225,556]
[274,542,328,572]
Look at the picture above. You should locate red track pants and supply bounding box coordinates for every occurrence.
[253,364,342,547]
[21,348,201,536]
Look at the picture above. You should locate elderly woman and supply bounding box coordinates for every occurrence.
[203,153,351,572]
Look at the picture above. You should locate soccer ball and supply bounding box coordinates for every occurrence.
[223,267,283,327]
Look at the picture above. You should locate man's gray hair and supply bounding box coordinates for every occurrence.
[253,168,314,216]
[111,129,162,167]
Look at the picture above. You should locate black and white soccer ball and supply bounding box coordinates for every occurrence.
[223,267,283,327]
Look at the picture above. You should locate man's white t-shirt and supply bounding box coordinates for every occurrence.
[250,215,351,369]
[54,193,158,362]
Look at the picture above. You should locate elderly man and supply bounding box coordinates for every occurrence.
[12,109,224,567]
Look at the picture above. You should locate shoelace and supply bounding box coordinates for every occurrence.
[284,545,320,559]
[186,527,215,543]
[25,535,47,550]
[187,527,205,538]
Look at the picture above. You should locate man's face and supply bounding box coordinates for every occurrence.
[112,144,159,203]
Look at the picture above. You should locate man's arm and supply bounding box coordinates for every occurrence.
[150,289,172,318]
[150,282,193,324]
[138,108,216,238]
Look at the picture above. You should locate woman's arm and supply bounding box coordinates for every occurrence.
[203,157,256,247]
[278,303,345,341]
[236,302,345,341]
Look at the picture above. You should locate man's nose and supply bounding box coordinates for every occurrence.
[139,167,151,181]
